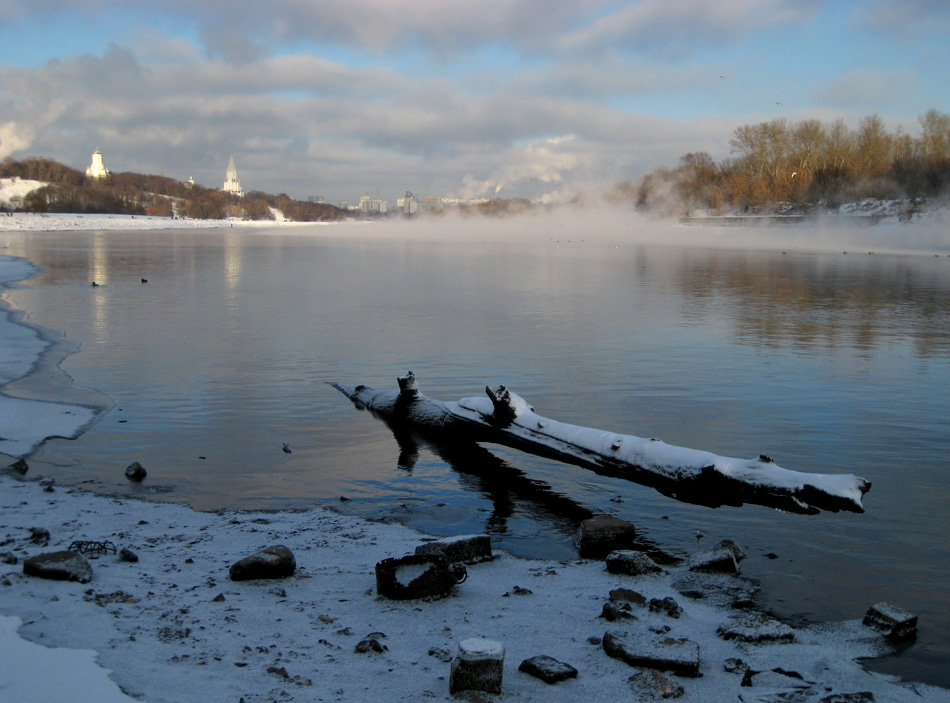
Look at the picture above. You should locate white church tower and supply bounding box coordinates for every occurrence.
[223,153,244,197]
[85,149,110,180]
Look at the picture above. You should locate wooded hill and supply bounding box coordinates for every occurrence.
[0,157,345,222]
[634,109,950,217]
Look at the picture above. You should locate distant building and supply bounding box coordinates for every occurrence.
[185,176,195,188]
[359,194,388,215]
[85,149,110,180]
[223,154,244,197]
[398,191,418,215]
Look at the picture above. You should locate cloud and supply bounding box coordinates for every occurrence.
[814,69,917,109]
[856,0,950,38]
[560,0,823,58]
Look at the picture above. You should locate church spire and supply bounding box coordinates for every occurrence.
[223,153,244,197]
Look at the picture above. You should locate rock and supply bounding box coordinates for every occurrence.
[518,655,578,684]
[503,585,532,596]
[355,638,387,653]
[576,516,636,559]
[723,657,750,674]
[428,647,453,663]
[375,554,464,600]
[628,669,685,699]
[415,534,492,564]
[688,539,745,574]
[602,631,700,677]
[716,613,795,643]
[125,461,147,482]
[450,638,505,695]
[671,571,760,609]
[10,458,28,475]
[29,527,50,544]
[605,550,663,576]
[23,551,93,583]
[119,548,139,563]
[741,668,811,690]
[648,596,683,618]
[862,602,917,643]
[229,545,296,581]
[609,587,647,606]
[600,601,637,622]
[1,552,17,565]
[819,693,875,703]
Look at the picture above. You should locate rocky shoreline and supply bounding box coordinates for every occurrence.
[1,470,945,703]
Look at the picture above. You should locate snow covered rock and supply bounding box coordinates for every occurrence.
[672,570,761,609]
[576,515,636,559]
[414,534,492,564]
[602,631,700,677]
[688,539,745,574]
[450,638,505,694]
[716,612,796,643]
[628,669,685,699]
[518,655,578,684]
[862,602,918,643]
[605,550,663,576]
[23,550,93,583]
[649,596,683,618]
[228,545,296,581]
[374,554,464,600]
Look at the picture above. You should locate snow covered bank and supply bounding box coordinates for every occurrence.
[0,256,101,458]
[0,474,946,703]
[0,212,317,232]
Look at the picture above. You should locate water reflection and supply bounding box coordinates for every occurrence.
[667,250,950,356]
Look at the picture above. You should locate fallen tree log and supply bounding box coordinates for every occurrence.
[331,372,870,515]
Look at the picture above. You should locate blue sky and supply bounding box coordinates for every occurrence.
[1,0,947,204]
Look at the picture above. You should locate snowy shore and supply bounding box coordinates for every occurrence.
[2,473,948,703]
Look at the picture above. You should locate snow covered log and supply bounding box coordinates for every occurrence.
[331,373,870,515]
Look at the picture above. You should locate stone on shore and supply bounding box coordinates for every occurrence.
[518,655,578,684]
[415,534,492,565]
[862,602,918,642]
[576,515,636,559]
[450,638,504,695]
[688,539,745,574]
[229,545,296,581]
[602,630,700,677]
[628,669,685,699]
[716,612,796,643]
[375,554,463,600]
[125,461,147,482]
[23,550,93,583]
[605,550,663,576]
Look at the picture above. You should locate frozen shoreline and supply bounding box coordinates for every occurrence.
[2,473,947,703]
[2,224,949,701]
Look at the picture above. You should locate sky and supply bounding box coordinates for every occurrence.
[0,1,947,205]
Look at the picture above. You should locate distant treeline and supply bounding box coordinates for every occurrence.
[634,109,950,216]
[0,157,345,222]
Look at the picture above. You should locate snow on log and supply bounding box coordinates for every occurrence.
[331,373,870,515]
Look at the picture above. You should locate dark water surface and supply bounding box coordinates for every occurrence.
[3,226,949,688]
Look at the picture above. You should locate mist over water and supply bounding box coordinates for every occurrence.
[1,212,949,687]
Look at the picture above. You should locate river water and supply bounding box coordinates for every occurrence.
[2,219,949,687]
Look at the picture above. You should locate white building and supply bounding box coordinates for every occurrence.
[359,194,388,215]
[223,154,244,197]
[85,149,110,180]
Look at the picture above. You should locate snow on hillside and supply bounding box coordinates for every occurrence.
[0,177,46,209]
